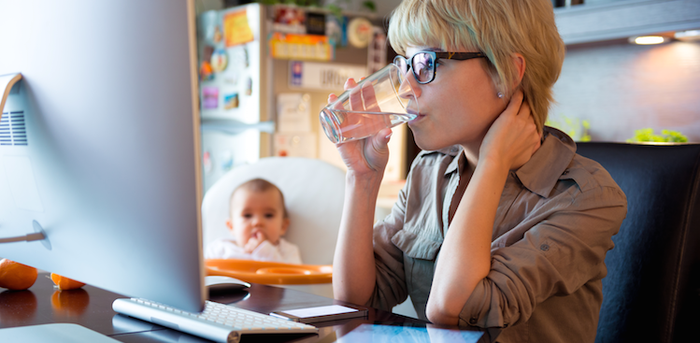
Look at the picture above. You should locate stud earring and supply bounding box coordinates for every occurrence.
[497,92,504,98]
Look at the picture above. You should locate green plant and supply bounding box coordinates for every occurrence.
[324,0,376,12]
[545,114,591,142]
[627,128,688,143]
[259,0,322,6]
[325,4,343,19]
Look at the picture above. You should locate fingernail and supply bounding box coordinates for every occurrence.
[385,132,393,140]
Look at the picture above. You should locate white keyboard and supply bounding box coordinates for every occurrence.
[112,298,318,343]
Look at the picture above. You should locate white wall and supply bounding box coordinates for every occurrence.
[550,40,700,142]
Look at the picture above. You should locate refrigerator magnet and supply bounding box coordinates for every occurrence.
[200,11,220,45]
[220,151,233,171]
[199,61,214,82]
[203,45,215,62]
[202,87,219,109]
[224,93,239,110]
[203,151,212,174]
[213,25,223,44]
[245,77,253,96]
[210,49,229,73]
[231,47,247,70]
[223,74,239,85]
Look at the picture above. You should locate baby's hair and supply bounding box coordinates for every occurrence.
[230,178,288,218]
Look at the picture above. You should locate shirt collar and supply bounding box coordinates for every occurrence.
[428,127,576,192]
[515,126,577,198]
[441,145,462,176]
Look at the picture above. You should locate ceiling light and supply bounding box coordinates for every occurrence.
[674,29,700,42]
[629,36,667,45]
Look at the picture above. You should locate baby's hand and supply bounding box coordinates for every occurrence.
[243,231,267,254]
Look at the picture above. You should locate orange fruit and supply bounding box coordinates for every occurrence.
[0,258,38,290]
[50,273,86,291]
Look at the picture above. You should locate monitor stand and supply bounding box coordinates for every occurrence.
[0,72,22,115]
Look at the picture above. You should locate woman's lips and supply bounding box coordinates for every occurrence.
[407,109,424,124]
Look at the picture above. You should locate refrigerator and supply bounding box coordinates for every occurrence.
[196,3,405,193]
[197,3,272,192]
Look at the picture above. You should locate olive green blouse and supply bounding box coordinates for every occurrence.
[368,127,627,343]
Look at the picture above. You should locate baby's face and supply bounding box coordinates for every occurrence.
[228,188,288,247]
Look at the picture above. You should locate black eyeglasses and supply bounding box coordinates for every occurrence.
[393,51,486,84]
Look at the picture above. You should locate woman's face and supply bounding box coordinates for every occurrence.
[403,46,507,152]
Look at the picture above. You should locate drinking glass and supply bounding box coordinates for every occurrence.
[319,63,420,144]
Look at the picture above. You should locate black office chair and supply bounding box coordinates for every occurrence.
[575,142,700,343]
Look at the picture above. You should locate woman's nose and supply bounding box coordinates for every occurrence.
[398,72,421,113]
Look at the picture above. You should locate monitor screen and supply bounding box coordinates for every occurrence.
[0,0,205,312]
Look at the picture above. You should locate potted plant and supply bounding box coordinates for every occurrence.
[627,128,689,143]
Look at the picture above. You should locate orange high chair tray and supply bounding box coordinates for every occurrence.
[205,259,333,285]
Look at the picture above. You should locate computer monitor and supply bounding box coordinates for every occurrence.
[0,0,205,312]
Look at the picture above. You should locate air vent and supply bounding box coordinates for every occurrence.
[0,111,28,146]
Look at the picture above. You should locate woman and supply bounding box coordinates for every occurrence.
[330,0,627,342]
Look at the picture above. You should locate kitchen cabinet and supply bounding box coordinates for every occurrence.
[554,0,700,45]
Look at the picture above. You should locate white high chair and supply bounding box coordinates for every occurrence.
[201,157,345,298]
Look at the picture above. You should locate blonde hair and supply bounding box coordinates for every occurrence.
[388,0,565,131]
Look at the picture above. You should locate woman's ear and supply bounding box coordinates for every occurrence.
[512,53,526,87]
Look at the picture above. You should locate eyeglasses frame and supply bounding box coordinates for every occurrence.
[393,51,487,84]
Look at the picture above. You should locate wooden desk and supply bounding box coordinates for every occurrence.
[0,273,496,342]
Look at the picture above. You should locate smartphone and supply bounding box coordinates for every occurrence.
[270,304,368,324]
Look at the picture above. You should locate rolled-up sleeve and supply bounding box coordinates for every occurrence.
[459,184,627,328]
[365,182,410,311]
[365,151,452,313]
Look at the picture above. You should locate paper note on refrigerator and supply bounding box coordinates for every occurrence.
[224,9,254,47]
[277,93,312,133]
[274,132,317,158]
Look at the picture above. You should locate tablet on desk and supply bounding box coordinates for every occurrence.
[337,324,485,343]
[0,323,120,343]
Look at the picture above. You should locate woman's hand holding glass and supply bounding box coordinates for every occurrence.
[327,78,392,176]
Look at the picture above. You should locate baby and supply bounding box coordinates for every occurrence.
[204,178,302,264]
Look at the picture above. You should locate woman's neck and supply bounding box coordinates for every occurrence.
[460,144,480,172]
